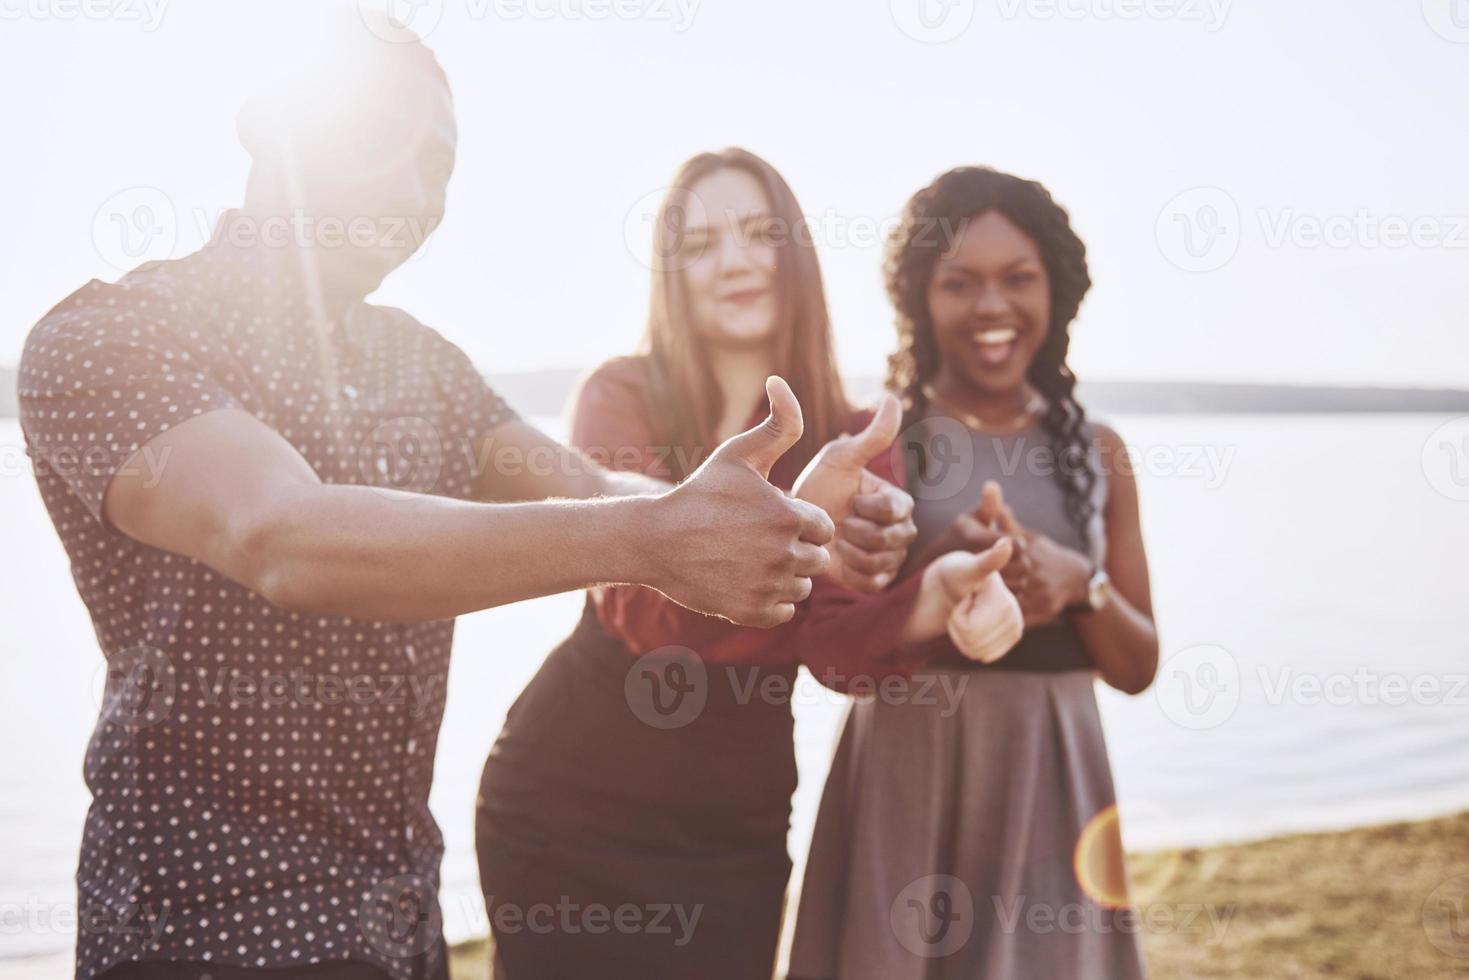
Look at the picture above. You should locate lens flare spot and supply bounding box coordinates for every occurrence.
[1074,804,1183,909]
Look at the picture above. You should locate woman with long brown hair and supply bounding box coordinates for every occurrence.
[473,149,1024,979]
[789,166,1158,980]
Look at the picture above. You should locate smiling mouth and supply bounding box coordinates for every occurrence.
[721,288,768,307]
[970,327,1019,367]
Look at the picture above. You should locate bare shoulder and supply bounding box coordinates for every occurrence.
[1089,418,1127,453]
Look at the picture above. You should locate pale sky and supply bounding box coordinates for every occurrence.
[2,0,1466,388]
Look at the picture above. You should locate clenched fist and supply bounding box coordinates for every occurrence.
[792,394,917,592]
[648,376,835,628]
[902,539,1024,663]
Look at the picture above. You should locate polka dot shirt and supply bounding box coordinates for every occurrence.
[17,223,518,980]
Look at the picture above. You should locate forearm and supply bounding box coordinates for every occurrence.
[234,483,660,623]
[1073,596,1158,694]
[596,468,668,498]
[798,572,933,689]
[472,420,670,502]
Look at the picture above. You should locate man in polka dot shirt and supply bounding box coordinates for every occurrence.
[16,12,918,980]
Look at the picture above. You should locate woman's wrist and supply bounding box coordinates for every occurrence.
[1065,550,1095,606]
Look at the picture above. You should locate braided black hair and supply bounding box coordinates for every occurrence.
[884,166,1098,542]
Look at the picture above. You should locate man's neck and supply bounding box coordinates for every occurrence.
[214,207,369,325]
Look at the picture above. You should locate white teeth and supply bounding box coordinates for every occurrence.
[975,328,1018,345]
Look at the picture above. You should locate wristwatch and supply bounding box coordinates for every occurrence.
[1078,567,1111,614]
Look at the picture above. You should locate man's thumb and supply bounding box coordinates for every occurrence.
[716,375,805,479]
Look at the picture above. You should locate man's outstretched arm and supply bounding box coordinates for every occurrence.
[104,378,833,627]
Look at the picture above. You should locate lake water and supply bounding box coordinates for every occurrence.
[4,413,1469,968]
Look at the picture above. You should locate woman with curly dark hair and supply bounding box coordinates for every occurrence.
[789,167,1159,980]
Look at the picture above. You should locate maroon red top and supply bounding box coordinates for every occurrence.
[570,356,929,685]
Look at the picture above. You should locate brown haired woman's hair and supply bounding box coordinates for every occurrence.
[636,147,851,480]
[885,166,1097,539]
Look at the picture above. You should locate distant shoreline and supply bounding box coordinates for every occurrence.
[486,369,1469,419]
[4,364,1468,420]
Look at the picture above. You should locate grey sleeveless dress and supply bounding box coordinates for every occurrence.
[787,409,1147,980]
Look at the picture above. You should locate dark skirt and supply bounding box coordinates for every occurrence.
[476,602,799,979]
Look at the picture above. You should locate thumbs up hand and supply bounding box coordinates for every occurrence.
[901,539,1024,663]
[791,394,918,593]
[649,377,836,628]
